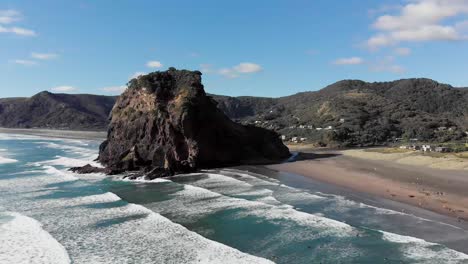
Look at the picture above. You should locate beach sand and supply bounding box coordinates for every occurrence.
[344,148,468,170]
[268,149,468,223]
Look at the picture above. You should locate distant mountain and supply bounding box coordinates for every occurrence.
[1,78,467,145]
[0,91,116,130]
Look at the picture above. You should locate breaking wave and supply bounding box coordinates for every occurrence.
[0,212,71,264]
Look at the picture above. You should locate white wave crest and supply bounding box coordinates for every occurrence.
[37,156,102,168]
[0,212,71,264]
[0,155,17,164]
[381,231,468,263]
[35,142,97,159]
[160,182,355,238]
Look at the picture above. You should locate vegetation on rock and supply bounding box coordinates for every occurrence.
[96,68,290,178]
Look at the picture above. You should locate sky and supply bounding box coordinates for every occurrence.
[1,0,468,98]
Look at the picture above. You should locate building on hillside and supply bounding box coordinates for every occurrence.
[422,145,433,152]
[300,137,307,142]
[325,126,333,130]
[435,147,451,153]
[316,128,323,131]
[291,137,298,143]
[280,135,287,141]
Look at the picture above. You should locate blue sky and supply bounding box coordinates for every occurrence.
[1,0,468,98]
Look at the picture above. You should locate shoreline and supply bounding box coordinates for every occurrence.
[238,164,468,254]
[0,128,107,140]
[2,129,468,255]
[268,151,468,224]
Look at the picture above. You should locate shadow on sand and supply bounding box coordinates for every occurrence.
[287,152,342,162]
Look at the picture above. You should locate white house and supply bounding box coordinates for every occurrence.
[422,145,433,152]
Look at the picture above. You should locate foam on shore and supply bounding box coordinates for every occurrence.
[0,212,71,264]
[0,168,274,264]
[3,134,468,263]
[381,230,468,263]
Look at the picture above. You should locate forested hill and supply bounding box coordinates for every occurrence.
[213,78,468,146]
[0,91,116,130]
[1,78,467,146]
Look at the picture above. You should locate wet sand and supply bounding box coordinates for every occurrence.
[268,151,468,224]
[238,164,468,254]
[0,128,106,140]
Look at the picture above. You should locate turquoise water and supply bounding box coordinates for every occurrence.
[0,133,468,264]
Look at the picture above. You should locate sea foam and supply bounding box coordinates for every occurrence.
[156,179,355,237]
[0,155,17,164]
[37,156,102,168]
[0,212,71,264]
[381,230,468,263]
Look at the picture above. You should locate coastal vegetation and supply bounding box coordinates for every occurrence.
[1,78,466,149]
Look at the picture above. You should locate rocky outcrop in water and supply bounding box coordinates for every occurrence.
[94,68,290,178]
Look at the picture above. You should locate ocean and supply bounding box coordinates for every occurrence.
[0,132,467,264]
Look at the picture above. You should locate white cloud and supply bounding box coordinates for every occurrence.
[31,52,58,60]
[218,68,239,79]
[0,25,36,36]
[0,10,36,36]
[0,10,21,24]
[233,63,263,73]
[146,61,163,68]
[12,59,37,66]
[369,56,406,74]
[130,72,146,79]
[394,47,411,56]
[367,0,468,49]
[51,86,77,92]
[101,86,126,93]
[199,62,262,78]
[217,62,263,78]
[333,57,364,65]
[199,64,213,74]
[456,20,468,32]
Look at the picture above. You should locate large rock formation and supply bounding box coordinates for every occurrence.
[95,68,290,178]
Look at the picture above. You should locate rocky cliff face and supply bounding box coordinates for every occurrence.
[96,68,290,178]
